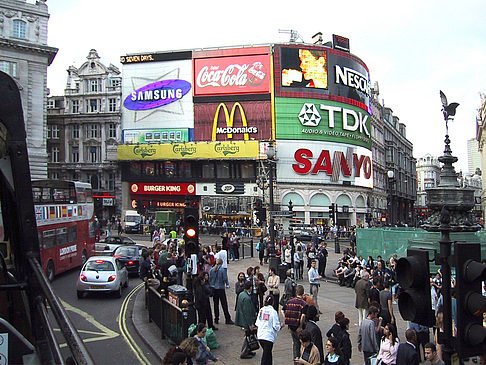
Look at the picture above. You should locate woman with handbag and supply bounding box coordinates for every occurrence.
[193,274,217,331]
[376,323,399,365]
[267,267,280,311]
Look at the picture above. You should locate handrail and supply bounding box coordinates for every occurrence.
[27,254,95,365]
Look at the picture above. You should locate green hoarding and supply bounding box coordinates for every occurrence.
[275,97,372,149]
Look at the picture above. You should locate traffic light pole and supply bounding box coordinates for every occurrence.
[438,226,453,365]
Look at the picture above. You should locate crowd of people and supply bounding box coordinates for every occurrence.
[140,228,473,365]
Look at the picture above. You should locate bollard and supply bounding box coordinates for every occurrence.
[334,236,340,254]
[241,239,245,259]
[250,238,254,258]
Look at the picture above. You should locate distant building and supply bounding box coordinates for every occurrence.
[47,49,122,221]
[0,0,57,179]
[476,93,486,221]
[467,138,481,174]
[415,154,441,219]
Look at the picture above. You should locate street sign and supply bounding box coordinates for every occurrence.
[270,211,295,217]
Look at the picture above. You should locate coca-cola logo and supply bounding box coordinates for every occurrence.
[196,62,267,89]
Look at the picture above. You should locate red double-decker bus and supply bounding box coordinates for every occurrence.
[32,180,96,281]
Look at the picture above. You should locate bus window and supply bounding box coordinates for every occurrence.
[67,226,77,243]
[56,227,67,246]
[43,229,56,249]
[32,187,42,204]
[42,187,51,202]
[77,188,86,203]
[85,188,93,203]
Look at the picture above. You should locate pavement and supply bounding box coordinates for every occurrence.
[129,234,408,364]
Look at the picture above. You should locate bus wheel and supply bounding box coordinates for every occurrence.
[81,250,88,265]
[46,261,55,282]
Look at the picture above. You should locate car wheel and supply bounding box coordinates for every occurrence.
[115,285,122,298]
[46,261,55,282]
[77,290,84,299]
[81,250,88,265]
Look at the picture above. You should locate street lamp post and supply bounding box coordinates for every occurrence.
[266,143,278,271]
[387,170,395,225]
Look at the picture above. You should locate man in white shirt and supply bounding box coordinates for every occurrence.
[308,260,322,312]
[214,245,229,287]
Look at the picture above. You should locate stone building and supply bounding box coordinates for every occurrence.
[475,93,486,220]
[0,0,57,179]
[47,49,122,222]
[415,153,441,220]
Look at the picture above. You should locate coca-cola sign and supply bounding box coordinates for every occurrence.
[194,54,270,96]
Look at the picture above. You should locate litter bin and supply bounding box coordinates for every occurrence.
[167,284,187,308]
[278,263,288,283]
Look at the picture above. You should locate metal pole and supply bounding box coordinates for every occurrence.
[439,228,453,365]
[268,159,278,271]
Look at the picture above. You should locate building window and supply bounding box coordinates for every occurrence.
[108,98,117,112]
[0,61,17,77]
[50,125,59,139]
[86,124,100,139]
[86,146,100,163]
[71,100,79,113]
[51,147,59,163]
[47,99,55,109]
[49,172,59,180]
[71,147,79,163]
[87,99,99,113]
[216,162,230,178]
[13,20,26,39]
[89,79,101,92]
[72,124,79,139]
[108,123,116,138]
[109,79,121,88]
[107,172,115,190]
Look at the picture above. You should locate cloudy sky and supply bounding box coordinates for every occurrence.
[45,0,486,173]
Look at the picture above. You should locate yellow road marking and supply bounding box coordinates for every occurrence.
[118,282,151,365]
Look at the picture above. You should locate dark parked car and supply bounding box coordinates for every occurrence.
[112,244,145,275]
[97,235,138,254]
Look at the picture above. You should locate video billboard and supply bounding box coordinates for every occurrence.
[121,59,194,129]
[275,97,371,149]
[193,53,271,96]
[194,101,272,141]
[276,140,373,188]
[274,45,371,113]
[123,128,193,144]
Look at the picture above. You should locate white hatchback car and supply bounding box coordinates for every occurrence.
[76,256,128,299]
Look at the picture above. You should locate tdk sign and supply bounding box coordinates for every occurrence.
[124,79,191,110]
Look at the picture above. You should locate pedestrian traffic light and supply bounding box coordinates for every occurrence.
[453,242,486,358]
[254,198,266,227]
[396,248,435,327]
[184,199,199,255]
[329,204,334,218]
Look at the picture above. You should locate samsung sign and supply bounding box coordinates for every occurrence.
[124,79,191,110]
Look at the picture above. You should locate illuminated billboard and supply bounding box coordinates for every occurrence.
[275,45,371,113]
[194,101,272,141]
[193,53,271,96]
[122,128,193,144]
[276,140,373,188]
[275,97,371,149]
[121,59,194,130]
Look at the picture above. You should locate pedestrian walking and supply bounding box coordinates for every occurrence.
[308,260,323,313]
[209,259,234,325]
[323,336,346,365]
[304,305,324,364]
[193,273,216,331]
[235,281,258,359]
[255,295,282,365]
[294,330,321,365]
[258,237,265,265]
[282,284,307,358]
[357,306,380,365]
[355,271,370,326]
[254,266,266,309]
[377,323,399,365]
[317,242,328,278]
[396,328,419,365]
[294,245,302,280]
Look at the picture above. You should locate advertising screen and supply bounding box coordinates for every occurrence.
[194,54,271,96]
[276,140,373,188]
[194,101,272,141]
[275,45,371,113]
[123,128,192,144]
[275,97,371,150]
[122,59,194,130]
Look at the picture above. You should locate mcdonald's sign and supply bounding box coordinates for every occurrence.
[194,101,272,141]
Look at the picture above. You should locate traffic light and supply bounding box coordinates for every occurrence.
[329,204,335,219]
[454,242,486,358]
[396,248,435,327]
[254,199,266,227]
[329,203,337,222]
[184,199,199,255]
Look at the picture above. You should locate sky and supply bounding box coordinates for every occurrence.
[44,0,486,173]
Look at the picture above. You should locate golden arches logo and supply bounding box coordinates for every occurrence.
[212,102,256,141]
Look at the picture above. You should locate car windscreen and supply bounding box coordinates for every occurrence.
[114,247,138,257]
[84,261,115,271]
[125,216,140,223]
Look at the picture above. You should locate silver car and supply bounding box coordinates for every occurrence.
[76,256,128,299]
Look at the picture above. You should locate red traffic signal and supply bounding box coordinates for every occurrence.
[186,228,196,238]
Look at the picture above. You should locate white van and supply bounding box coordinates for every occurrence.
[122,210,142,233]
